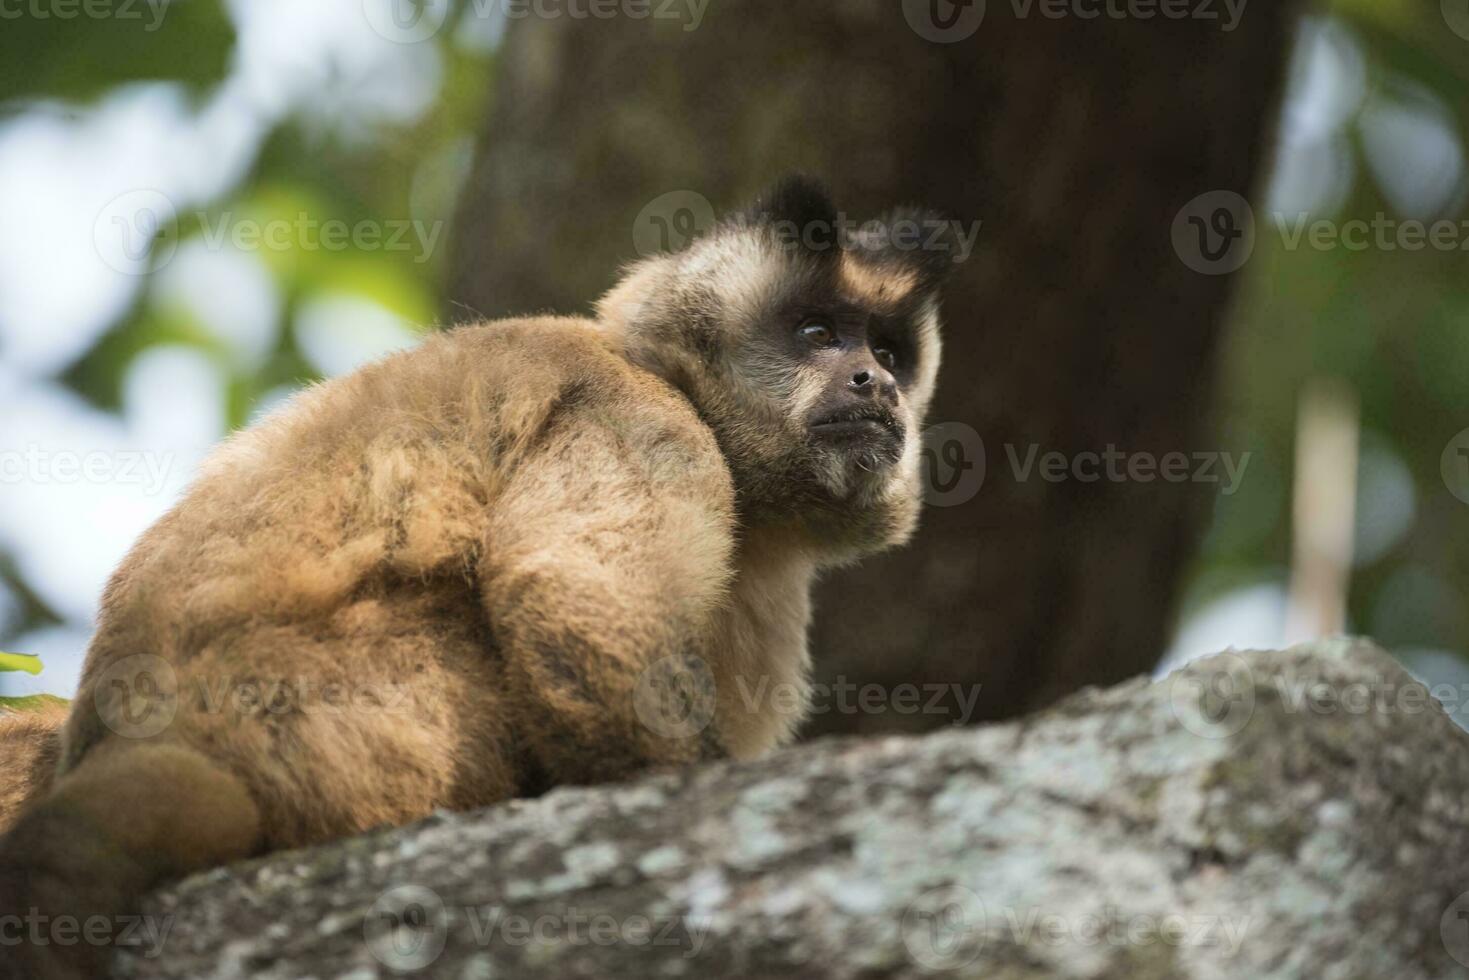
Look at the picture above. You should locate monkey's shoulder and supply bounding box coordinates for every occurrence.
[432,316,725,463]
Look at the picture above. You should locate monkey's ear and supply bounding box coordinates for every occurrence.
[852,206,965,295]
[597,257,670,332]
[740,174,839,236]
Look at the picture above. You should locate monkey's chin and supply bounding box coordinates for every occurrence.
[807,420,903,475]
[809,445,902,502]
[797,456,920,562]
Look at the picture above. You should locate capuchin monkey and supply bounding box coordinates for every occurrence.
[0,176,950,978]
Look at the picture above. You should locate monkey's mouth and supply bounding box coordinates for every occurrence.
[808,408,903,446]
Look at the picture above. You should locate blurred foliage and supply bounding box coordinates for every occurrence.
[0,653,42,675]
[0,653,62,713]
[0,694,70,714]
[0,0,497,650]
[54,8,494,430]
[1187,0,1469,660]
[0,0,235,105]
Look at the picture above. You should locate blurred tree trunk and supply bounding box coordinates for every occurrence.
[447,1,1303,734]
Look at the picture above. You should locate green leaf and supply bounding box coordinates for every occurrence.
[0,0,236,105]
[0,652,43,675]
[0,694,69,715]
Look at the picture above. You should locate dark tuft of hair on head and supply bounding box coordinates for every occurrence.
[849,205,963,293]
[737,174,839,236]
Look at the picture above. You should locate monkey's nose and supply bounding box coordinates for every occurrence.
[849,369,897,404]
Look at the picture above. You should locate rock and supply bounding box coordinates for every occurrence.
[115,640,1469,979]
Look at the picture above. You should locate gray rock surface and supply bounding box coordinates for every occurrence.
[115,640,1469,978]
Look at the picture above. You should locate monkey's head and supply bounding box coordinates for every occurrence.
[599,176,953,561]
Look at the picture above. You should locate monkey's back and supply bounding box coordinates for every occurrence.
[56,316,734,847]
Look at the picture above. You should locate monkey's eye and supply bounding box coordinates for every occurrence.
[873,347,898,370]
[797,322,836,347]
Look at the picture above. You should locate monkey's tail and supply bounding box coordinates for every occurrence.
[0,741,262,979]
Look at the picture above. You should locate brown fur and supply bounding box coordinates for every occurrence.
[0,178,946,978]
[0,704,66,834]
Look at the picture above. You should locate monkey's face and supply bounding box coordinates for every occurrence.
[720,255,937,520]
[600,177,951,559]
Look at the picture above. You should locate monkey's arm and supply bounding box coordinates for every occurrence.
[479,406,736,786]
